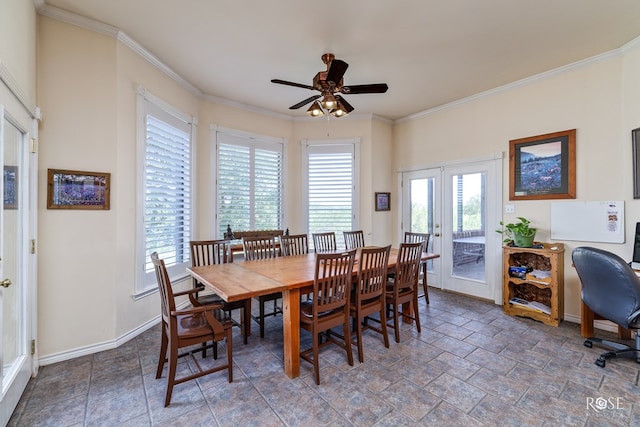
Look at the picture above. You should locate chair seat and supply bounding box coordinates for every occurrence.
[177,311,233,339]
[300,300,340,320]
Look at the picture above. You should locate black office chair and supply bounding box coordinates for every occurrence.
[572,246,640,368]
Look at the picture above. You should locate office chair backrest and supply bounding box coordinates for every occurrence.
[572,246,640,328]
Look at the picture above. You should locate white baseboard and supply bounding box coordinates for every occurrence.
[38,315,160,366]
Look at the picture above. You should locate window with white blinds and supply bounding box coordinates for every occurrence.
[136,91,194,295]
[216,131,284,237]
[303,140,359,250]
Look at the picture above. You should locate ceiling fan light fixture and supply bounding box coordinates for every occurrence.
[321,93,337,110]
[330,99,354,117]
[307,100,324,117]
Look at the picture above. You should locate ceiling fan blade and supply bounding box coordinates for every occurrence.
[325,59,349,86]
[341,83,388,94]
[289,95,321,110]
[335,95,354,112]
[271,79,315,91]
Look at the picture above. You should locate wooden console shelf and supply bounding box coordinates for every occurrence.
[503,243,564,326]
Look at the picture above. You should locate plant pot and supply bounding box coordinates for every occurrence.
[513,232,535,247]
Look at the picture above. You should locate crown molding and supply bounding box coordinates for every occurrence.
[203,93,294,121]
[621,34,640,52]
[395,46,626,124]
[117,32,201,97]
[37,4,119,38]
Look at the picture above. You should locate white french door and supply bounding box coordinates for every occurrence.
[402,156,502,302]
[0,108,34,425]
[401,169,442,287]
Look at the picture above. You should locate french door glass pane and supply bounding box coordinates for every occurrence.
[451,173,486,281]
[2,117,23,383]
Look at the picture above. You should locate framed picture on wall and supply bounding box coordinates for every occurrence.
[509,129,576,200]
[375,192,390,211]
[47,169,111,210]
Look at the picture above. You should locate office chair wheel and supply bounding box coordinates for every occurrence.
[584,340,592,348]
[595,357,606,368]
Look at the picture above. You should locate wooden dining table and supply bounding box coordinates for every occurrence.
[187,248,440,378]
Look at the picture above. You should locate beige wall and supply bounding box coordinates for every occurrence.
[1,0,37,104]
[393,43,640,319]
[36,16,385,360]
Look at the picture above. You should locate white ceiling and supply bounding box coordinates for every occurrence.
[42,0,640,121]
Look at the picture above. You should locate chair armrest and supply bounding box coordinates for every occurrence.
[170,302,224,317]
[173,288,200,297]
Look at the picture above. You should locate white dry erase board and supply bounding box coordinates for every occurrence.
[550,201,624,243]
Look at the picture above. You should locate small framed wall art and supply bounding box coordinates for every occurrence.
[47,169,111,210]
[375,192,390,211]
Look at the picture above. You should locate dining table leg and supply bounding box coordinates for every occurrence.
[282,288,301,378]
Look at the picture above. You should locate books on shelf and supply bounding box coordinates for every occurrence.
[509,297,551,314]
[525,269,552,285]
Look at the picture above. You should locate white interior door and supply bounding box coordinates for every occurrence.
[0,109,33,425]
[401,169,442,287]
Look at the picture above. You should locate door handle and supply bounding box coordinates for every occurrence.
[0,279,12,288]
[434,233,441,237]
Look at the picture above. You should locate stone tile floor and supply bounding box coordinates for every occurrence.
[8,288,640,426]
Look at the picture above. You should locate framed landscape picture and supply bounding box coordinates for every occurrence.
[509,129,576,200]
[47,169,111,210]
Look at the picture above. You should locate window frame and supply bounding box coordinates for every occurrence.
[134,86,196,298]
[301,138,360,249]
[212,125,287,238]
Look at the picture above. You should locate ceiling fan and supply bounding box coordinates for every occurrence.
[271,53,389,117]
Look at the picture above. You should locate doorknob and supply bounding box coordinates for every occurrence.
[434,233,441,237]
[0,279,12,288]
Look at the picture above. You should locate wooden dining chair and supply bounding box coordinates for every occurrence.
[404,231,431,304]
[343,230,366,250]
[312,232,337,253]
[242,236,282,338]
[151,252,233,407]
[350,245,391,363]
[300,249,356,385]
[385,241,423,343]
[190,240,251,345]
[280,233,309,256]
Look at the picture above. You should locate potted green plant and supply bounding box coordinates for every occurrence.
[497,217,537,247]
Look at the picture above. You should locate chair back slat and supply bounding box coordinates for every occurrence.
[281,234,309,256]
[394,242,423,291]
[357,245,391,302]
[343,230,366,250]
[404,231,430,252]
[312,232,337,253]
[242,236,278,260]
[313,250,356,314]
[190,240,233,267]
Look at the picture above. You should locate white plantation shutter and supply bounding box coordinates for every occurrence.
[218,142,251,232]
[304,141,359,250]
[136,90,194,295]
[216,132,283,237]
[144,115,191,273]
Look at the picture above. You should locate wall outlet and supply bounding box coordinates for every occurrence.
[505,204,515,214]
